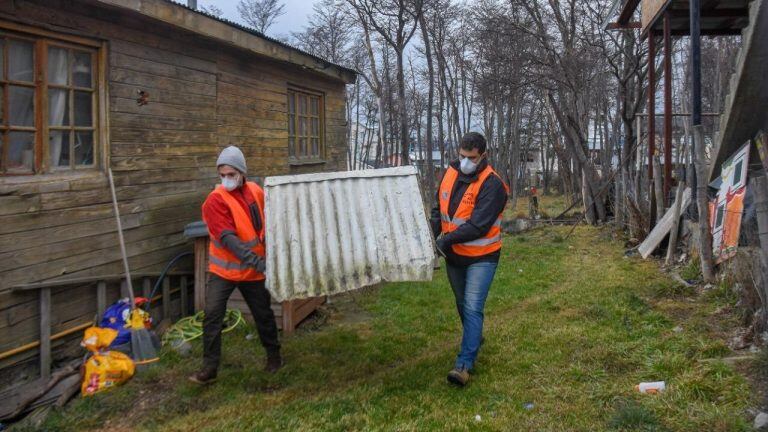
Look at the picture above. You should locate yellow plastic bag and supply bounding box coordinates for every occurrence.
[80,327,135,396]
[81,327,118,352]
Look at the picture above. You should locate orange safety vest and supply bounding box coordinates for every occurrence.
[439,165,508,257]
[203,182,266,282]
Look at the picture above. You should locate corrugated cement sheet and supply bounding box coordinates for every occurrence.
[264,166,435,301]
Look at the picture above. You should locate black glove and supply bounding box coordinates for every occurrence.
[435,237,450,257]
[251,256,266,273]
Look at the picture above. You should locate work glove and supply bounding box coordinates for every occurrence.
[435,236,449,258]
[252,256,266,274]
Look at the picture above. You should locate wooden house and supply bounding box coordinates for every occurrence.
[0,0,355,383]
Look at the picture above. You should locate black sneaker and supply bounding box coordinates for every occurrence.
[188,367,217,385]
[265,353,284,373]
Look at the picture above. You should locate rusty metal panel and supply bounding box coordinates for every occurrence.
[264,166,435,301]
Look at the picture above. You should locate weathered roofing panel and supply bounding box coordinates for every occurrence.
[264,167,435,301]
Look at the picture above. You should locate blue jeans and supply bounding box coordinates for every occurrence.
[446,261,498,370]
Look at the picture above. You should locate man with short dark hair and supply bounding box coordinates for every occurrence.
[431,132,508,387]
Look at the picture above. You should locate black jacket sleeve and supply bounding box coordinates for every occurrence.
[430,196,442,240]
[441,175,508,246]
[430,172,446,240]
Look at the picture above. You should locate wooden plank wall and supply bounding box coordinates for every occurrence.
[0,0,348,375]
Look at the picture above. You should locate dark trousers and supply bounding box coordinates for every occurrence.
[203,274,280,370]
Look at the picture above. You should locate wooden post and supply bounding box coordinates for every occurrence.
[753,176,768,323]
[282,301,294,336]
[194,237,207,312]
[663,11,673,202]
[39,287,51,379]
[648,34,657,227]
[162,276,171,321]
[693,125,715,282]
[180,276,189,317]
[653,154,664,223]
[96,281,107,318]
[142,277,151,299]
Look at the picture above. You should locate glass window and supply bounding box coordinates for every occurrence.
[287,89,324,161]
[0,34,99,175]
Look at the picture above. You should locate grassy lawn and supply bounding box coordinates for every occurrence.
[506,194,579,219]
[31,226,753,431]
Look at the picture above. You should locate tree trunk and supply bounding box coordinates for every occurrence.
[653,154,664,222]
[419,12,436,207]
[693,125,715,282]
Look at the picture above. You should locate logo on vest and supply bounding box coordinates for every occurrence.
[461,192,476,206]
[441,191,449,200]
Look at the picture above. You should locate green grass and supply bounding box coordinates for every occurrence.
[506,193,579,219]
[34,226,753,431]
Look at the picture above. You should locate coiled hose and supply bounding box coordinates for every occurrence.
[162,309,244,348]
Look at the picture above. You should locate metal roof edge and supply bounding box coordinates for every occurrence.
[94,0,357,84]
[265,166,419,187]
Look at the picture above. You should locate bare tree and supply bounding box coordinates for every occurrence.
[347,0,425,166]
[200,4,224,18]
[238,0,286,34]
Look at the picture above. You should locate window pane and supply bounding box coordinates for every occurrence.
[74,91,92,126]
[299,95,307,115]
[310,97,319,116]
[312,138,319,156]
[8,131,34,173]
[289,136,295,157]
[0,87,3,124]
[311,118,319,138]
[9,86,34,127]
[299,138,306,156]
[288,113,295,137]
[48,89,69,126]
[74,131,93,165]
[9,40,34,82]
[72,51,92,88]
[49,130,70,167]
[288,92,295,116]
[47,47,68,86]
[299,116,306,137]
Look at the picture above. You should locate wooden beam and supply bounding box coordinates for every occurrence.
[39,287,51,380]
[618,0,642,25]
[664,12,673,203]
[606,21,642,30]
[162,277,171,321]
[180,276,189,317]
[668,8,749,19]
[11,271,192,291]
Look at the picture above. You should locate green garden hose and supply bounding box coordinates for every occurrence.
[162,310,244,347]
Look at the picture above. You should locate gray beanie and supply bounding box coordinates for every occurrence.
[216,146,247,175]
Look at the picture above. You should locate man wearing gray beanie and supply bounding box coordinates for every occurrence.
[190,146,282,384]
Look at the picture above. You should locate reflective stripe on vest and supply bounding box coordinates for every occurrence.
[203,182,266,281]
[438,165,508,257]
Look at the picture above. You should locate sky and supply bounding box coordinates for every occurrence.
[195,0,313,40]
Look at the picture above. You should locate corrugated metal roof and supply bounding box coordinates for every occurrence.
[264,167,435,301]
[160,0,357,77]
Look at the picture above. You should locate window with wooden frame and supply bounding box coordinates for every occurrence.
[287,88,324,162]
[0,26,101,176]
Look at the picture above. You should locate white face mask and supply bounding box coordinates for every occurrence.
[221,174,241,191]
[460,157,479,175]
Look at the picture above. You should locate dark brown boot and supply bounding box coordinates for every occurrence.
[447,367,470,387]
[188,366,217,385]
[265,353,283,373]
